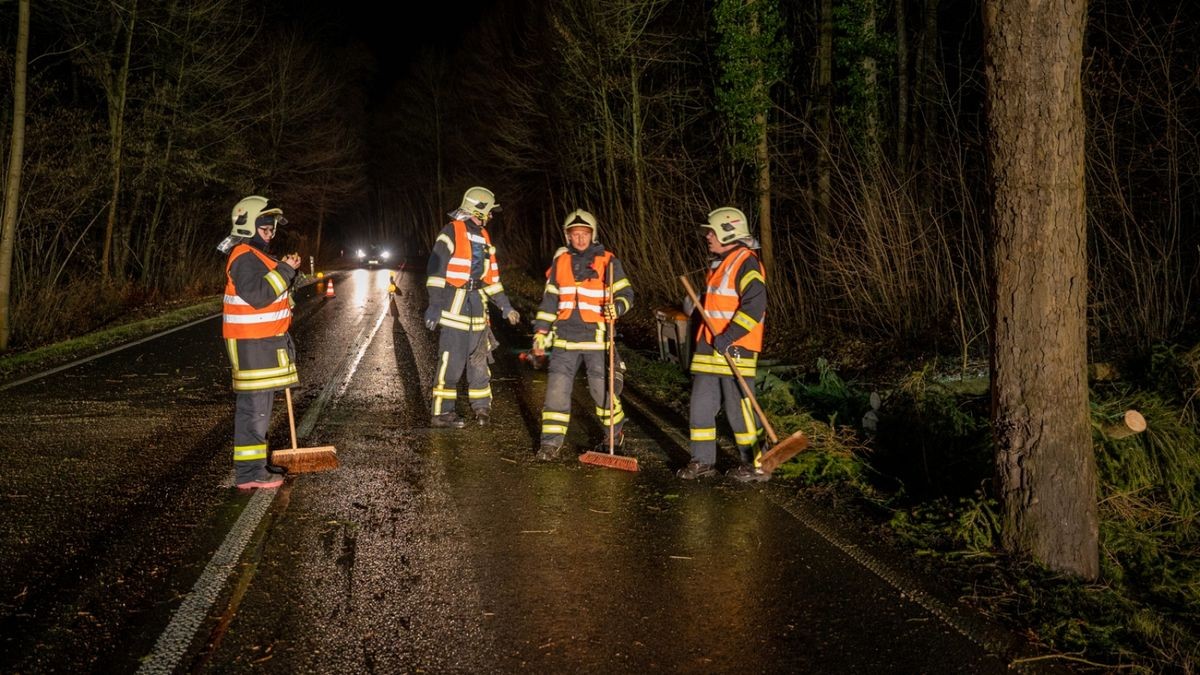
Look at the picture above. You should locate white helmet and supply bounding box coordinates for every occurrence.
[561,208,598,240]
[230,195,285,238]
[700,206,751,245]
[459,186,500,220]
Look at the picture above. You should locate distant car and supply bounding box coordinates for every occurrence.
[354,244,392,268]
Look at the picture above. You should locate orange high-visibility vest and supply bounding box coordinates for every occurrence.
[553,250,613,323]
[698,247,764,351]
[222,244,292,339]
[444,220,500,287]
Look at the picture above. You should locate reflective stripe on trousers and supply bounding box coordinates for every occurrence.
[431,325,492,416]
[539,348,624,448]
[234,389,274,484]
[688,372,763,467]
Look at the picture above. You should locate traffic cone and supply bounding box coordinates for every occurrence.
[325,277,336,298]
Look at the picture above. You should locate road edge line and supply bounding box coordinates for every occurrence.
[135,489,274,675]
[0,313,221,392]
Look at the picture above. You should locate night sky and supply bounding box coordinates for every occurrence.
[287,0,499,97]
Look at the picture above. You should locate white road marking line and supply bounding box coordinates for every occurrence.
[136,489,273,675]
[0,313,220,392]
[298,302,389,438]
[146,292,389,671]
[0,278,332,393]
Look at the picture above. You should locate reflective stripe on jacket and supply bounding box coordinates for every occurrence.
[226,336,299,392]
[553,249,614,323]
[697,247,765,352]
[223,244,291,339]
[444,220,500,289]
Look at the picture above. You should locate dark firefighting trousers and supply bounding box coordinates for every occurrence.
[227,334,297,485]
[431,325,493,416]
[234,390,274,484]
[540,348,624,449]
[689,373,764,467]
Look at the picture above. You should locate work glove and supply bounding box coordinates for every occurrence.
[712,332,736,356]
[505,308,521,326]
[424,306,439,331]
[602,302,619,322]
[682,296,695,316]
[532,331,551,355]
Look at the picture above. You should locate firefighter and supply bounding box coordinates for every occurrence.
[221,195,300,490]
[531,209,633,461]
[425,187,520,428]
[677,207,769,482]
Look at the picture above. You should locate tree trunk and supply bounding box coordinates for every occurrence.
[315,190,326,263]
[862,0,879,163]
[895,0,909,171]
[630,58,647,247]
[750,3,775,278]
[142,0,187,284]
[101,0,138,281]
[984,0,1097,578]
[755,109,773,278]
[433,87,444,215]
[916,0,940,198]
[816,0,833,239]
[0,0,30,351]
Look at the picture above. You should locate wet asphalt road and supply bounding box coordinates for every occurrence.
[0,269,1029,673]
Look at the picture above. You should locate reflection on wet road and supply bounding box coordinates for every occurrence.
[0,268,1019,673]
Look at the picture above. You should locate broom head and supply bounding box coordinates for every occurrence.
[271,446,339,474]
[758,431,810,475]
[578,451,639,473]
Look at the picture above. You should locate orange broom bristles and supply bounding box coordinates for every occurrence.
[276,388,339,474]
[757,431,809,475]
[271,446,339,474]
[578,450,639,472]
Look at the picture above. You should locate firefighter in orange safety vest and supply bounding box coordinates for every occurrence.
[220,195,300,490]
[424,187,520,428]
[530,209,634,461]
[677,207,769,483]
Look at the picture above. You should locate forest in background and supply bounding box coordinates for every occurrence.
[0,0,367,349]
[0,0,1197,361]
[3,1,1199,668]
[376,0,1200,367]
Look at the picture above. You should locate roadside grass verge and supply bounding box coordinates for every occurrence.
[0,296,221,382]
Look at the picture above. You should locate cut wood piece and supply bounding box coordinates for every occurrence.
[1100,409,1147,440]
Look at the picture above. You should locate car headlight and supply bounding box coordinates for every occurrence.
[381,250,391,259]
[356,249,365,258]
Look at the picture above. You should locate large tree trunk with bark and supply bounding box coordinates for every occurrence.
[984,0,1098,578]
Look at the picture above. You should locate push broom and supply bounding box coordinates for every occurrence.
[270,387,339,473]
[680,275,809,476]
[579,262,639,472]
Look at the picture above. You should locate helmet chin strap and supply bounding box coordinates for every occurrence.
[250,231,271,252]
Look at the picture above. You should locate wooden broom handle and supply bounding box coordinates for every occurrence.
[680,275,779,444]
[284,387,299,450]
[607,261,616,456]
